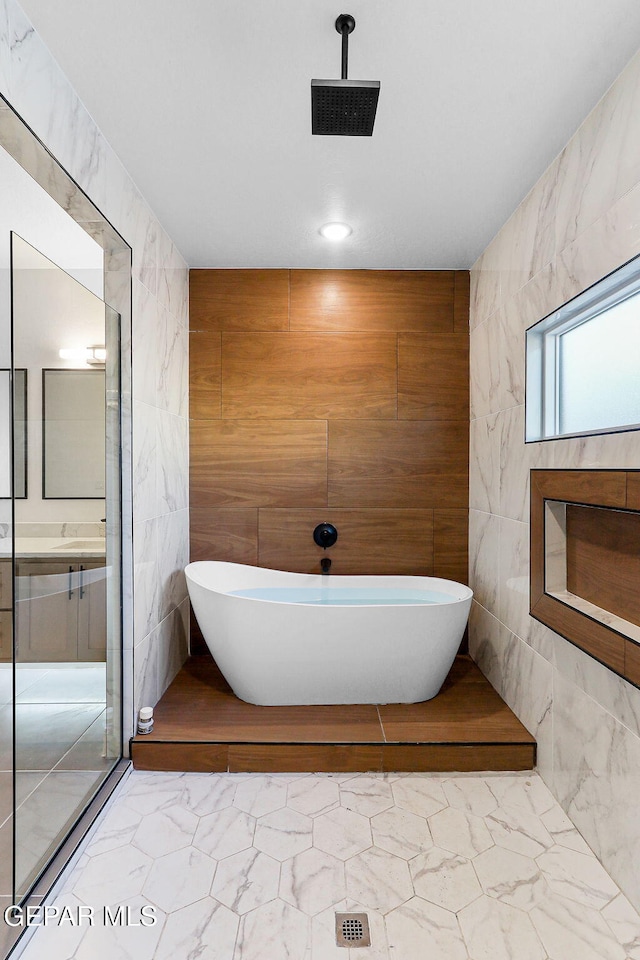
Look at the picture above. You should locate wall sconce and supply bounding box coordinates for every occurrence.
[58,345,106,365]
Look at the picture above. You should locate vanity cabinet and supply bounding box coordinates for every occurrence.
[15,558,106,662]
[0,560,11,662]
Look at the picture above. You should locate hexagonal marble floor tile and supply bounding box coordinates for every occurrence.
[473,845,547,912]
[371,806,432,860]
[180,773,237,816]
[142,846,217,913]
[121,774,184,816]
[286,776,340,818]
[339,776,394,817]
[154,896,239,960]
[345,847,413,914]
[536,845,621,911]
[211,847,280,915]
[410,846,482,912]
[280,847,346,915]
[312,899,389,960]
[538,802,593,855]
[313,806,372,861]
[253,807,313,861]
[193,806,255,860]
[486,804,553,859]
[442,777,498,818]
[235,898,309,960]
[385,896,468,960]
[428,806,493,860]
[391,776,448,818]
[74,895,166,960]
[530,889,629,960]
[132,803,198,858]
[233,776,288,818]
[73,844,153,907]
[458,894,547,960]
[85,803,142,858]
[488,776,555,817]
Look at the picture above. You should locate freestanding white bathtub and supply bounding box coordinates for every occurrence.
[185,561,473,706]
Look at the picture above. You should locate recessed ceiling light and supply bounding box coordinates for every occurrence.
[320,222,352,241]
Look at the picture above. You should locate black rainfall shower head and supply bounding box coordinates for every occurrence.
[311,14,380,136]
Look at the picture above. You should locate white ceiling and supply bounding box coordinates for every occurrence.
[19,0,640,269]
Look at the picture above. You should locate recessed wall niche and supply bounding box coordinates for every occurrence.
[530,469,640,687]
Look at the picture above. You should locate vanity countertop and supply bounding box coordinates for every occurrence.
[0,538,106,559]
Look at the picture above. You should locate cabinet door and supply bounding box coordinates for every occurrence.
[0,559,12,610]
[16,561,78,663]
[76,561,106,662]
[0,610,11,662]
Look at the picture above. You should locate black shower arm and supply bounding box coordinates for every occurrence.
[336,14,356,80]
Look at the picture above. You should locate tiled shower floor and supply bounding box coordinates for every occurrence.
[16,769,640,960]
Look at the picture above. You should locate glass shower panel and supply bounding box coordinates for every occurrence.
[11,235,121,899]
[0,257,14,915]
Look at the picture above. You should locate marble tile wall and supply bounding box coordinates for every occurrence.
[469,44,640,910]
[0,0,190,738]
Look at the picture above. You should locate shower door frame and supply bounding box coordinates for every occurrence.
[0,95,133,959]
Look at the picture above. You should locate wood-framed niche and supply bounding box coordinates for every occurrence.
[530,469,640,687]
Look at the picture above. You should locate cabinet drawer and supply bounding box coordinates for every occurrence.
[0,560,12,610]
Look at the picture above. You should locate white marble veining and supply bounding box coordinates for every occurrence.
[16,770,640,959]
[469,26,640,916]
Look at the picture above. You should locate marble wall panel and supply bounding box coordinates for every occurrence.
[551,673,640,909]
[496,517,530,643]
[468,510,500,612]
[0,0,190,736]
[469,414,500,515]
[469,42,640,909]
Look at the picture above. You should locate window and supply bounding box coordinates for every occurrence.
[526,255,640,441]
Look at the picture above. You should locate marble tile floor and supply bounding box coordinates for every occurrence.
[0,663,114,897]
[15,769,640,960]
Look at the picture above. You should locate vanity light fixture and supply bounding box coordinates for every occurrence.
[319,222,352,241]
[58,345,106,365]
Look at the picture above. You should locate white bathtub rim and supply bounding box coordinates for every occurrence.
[185,560,473,608]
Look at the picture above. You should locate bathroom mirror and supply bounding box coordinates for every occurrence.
[0,368,27,498]
[42,369,105,499]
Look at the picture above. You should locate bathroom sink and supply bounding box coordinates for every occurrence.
[55,539,106,551]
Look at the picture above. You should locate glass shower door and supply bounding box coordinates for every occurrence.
[11,236,122,899]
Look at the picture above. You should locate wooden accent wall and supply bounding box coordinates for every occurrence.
[530,469,640,687]
[189,270,469,590]
[566,505,640,628]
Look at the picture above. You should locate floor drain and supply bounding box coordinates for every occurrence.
[335,913,371,948]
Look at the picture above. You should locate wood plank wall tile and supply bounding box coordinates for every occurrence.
[257,508,434,575]
[189,269,470,588]
[227,744,384,773]
[222,333,397,420]
[289,270,455,333]
[453,272,470,333]
[190,506,258,564]
[398,334,469,420]
[189,332,221,419]
[190,420,328,507]
[626,641,640,687]
[627,472,640,510]
[328,420,469,509]
[566,505,640,628]
[190,269,289,332]
[434,509,469,582]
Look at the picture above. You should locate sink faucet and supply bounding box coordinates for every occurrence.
[320,557,332,574]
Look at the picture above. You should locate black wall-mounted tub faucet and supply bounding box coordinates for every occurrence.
[313,522,338,549]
